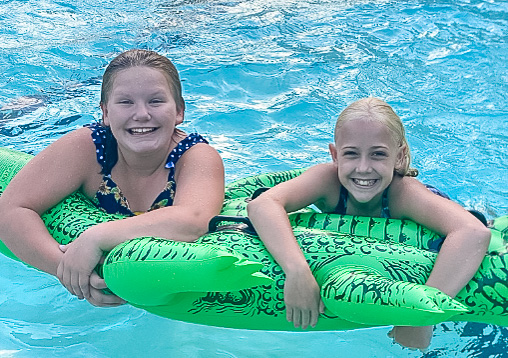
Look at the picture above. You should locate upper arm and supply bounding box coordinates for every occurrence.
[252,163,340,214]
[1,127,100,215]
[172,143,225,217]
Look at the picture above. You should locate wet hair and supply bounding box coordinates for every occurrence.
[100,49,185,113]
[97,49,185,174]
[334,97,418,177]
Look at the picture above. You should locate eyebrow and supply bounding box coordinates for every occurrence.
[111,88,169,97]
[340,145,390,150]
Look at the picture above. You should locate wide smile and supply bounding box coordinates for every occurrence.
[352,178,378,188]
[128,127,158,135]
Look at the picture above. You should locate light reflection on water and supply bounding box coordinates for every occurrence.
[0,1,507,357]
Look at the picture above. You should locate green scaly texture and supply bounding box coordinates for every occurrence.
[1,147,507,331]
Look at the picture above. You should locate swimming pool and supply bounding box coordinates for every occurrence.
[0,0,507,357]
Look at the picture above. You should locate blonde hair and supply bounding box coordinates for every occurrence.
[334,97,418,177]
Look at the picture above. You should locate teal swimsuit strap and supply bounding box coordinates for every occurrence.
[334,186,391,219]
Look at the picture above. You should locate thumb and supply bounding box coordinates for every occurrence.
[90,272,108,290]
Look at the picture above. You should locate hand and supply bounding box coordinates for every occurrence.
[388,325,433,351]
[284,271,325,329]
[56,230,104,300]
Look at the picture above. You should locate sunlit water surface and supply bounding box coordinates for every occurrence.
[0,0,507,357]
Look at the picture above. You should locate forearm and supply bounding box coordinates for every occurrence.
[425,226,491,297]
[248,197,324,329]
[247,198,310,274]
[85,205,214,252]
[0,207,62,275]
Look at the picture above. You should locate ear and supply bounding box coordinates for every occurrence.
[329,143,338,163]
[175,100,185,126]
[394,144,406,171]
[100,102,109,126]
[175,108,184,126]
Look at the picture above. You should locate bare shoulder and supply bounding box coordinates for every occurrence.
[172,140,225,210]
[388,176,480,234]
[268,163,338,191]
[302,163,339,183]
[40,127,96,158]
[20,127,97,172]
[387,176,432,214]
[175,141,224,175]
[259,162,340,212]
[35,127,100,177]
[173,140,224,198]
[389,175,426,198]
[3,127,101,213]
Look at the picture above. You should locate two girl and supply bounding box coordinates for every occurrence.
[0,52,490,350]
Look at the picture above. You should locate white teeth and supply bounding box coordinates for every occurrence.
[353,179,376,186]
[129,128,156,134]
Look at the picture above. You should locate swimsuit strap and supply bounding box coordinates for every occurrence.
[87,123,116,175]
[380,188,391,218]
[333,186,391,218]
[164,133,208,178]
[333,186,349,215]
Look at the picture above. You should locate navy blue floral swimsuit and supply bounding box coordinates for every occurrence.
[86,123,207,216]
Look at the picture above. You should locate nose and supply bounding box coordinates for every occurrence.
[356,155,372,173]
[133,102,150,121]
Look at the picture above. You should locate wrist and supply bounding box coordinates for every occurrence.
[283,261,312,277]
[80,224,109,252]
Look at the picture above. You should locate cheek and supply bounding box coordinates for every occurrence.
[381,162,397,179]
[336,161,351,179]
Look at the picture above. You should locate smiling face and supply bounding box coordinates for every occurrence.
[330,118,404,206]
[101,66,184,156]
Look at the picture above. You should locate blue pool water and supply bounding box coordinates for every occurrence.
[0,0,507,357]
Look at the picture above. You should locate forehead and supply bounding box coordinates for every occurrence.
[113,66,169,85]
[336,118,398,148]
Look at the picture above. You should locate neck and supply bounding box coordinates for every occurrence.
[115,133,182,176]
[347,193,384,217]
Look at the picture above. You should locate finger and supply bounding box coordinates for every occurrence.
[56,262,71,295]
[58,263,77,297]
[300,310,310,330]
[319,300,325,314]
[286,307,293,323]
[56,261,64,284]
[79,273,91,299]
[70,272,84,299]
[89,273,107,290]
[292,310,302,328]
[310,309,319,328]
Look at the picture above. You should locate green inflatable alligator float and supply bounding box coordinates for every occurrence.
[1,147,507,331]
